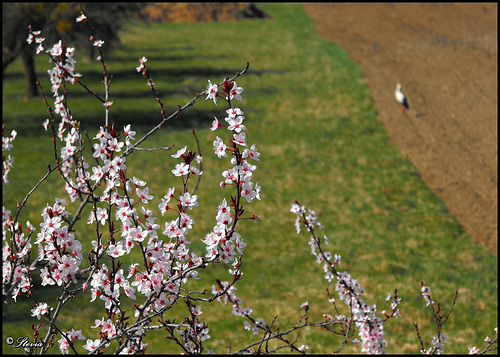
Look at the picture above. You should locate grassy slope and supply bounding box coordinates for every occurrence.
[2,3,496,354]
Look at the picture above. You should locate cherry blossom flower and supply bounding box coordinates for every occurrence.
[234,234,246,255]
[243,320,252,331]
[107,138,123,152]
[216,199,232,226]
[108,243,125,258]
[83,339,102,352]
[226,107,243,118]
[213,136,227,158]
[136,56,147,72]
[211,117,221,131]
[76,13,87,22]
[191,305,203,316]
[290,203,305,214]
[90,165,104,181]
[136,187,154,204]
[233,132,247,146]
[172,163,190,176]
[468,346,480,354]
[222,79,243,101]
[196,323,210,342]
[242,144,260,161]
[124,124,136,145]
[179,192,199,210]
[298,345,310,352]
[50,40,63,56]
[31,302,52,320]
[129,226,148,242]
[42,119,50,130]
[171,146,187,158]
[93,207,108,225]
[26,33,35,44]
[205,80,218,104]
[421,284,433,306]
[2,129,17,184]
[241,177,257,203]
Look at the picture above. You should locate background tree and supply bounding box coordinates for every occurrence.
[2,2,146,99]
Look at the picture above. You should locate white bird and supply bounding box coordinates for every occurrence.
[395,83,409,114]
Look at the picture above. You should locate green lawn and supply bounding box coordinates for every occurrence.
[2,3,497,354]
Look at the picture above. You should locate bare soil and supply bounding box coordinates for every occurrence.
[142,3,270,23]
[304,3,497,257]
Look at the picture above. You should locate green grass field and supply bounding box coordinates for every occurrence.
[2,3,497,354]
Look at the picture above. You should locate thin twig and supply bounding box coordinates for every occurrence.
[191,129,203,195]
[133,145,174,152]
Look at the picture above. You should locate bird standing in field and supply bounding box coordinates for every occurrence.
[395,83,409,114]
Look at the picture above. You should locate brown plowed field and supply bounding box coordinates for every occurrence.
[304,3,497,257]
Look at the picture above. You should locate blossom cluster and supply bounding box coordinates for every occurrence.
[290,202,402,354]
[203,77,261,268]
[2,126,17,184]
[2,206,36,301]
[36,199,83,287]
[82,107,210,352]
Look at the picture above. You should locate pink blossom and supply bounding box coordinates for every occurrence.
[290,203,305,214]
[83,339,101,352]
[226,107,243,118]
[94,207,108,225]
[468,346,480,354]
[31,302,51,320]
[136,187,154,204]
[50,40,63,56]
[76,13,87,22]
[136,56,147,72]
[107,243,125,258]
[129,226,148,242]
[171,163,190,176]
[205,80,218,104]
[224,80,243,101]
[179,192,199,210]
[191,305,203,316]
[211,117,221,131]
[213,136,227,158]
[242,144,260,161]
[226,115,246,133]
[171,146,187,158]
[232,132,247,146]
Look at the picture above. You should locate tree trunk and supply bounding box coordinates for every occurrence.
[21,48,38,99]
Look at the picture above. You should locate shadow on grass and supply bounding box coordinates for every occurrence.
[4,64,287,137]
[78,106,228,133]
[2,106,228,138]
